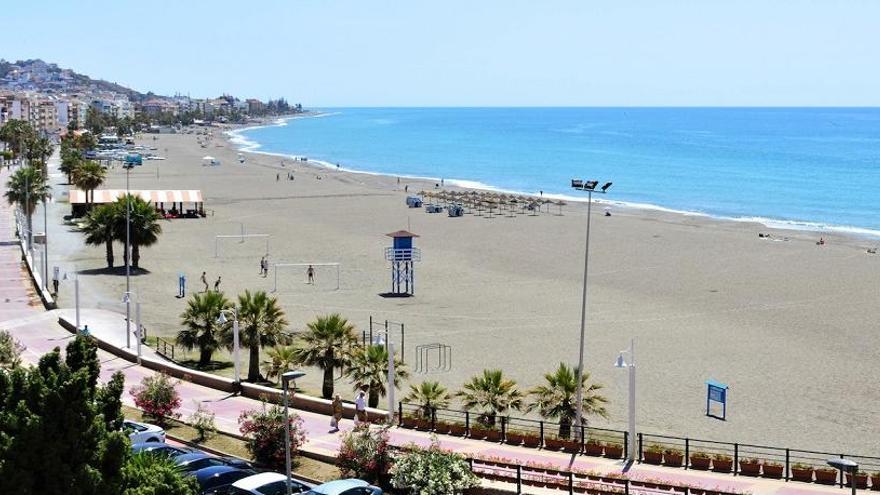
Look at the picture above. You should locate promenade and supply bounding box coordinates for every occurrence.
[0,167,851,495]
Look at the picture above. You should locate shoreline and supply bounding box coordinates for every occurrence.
[227,113,880,241]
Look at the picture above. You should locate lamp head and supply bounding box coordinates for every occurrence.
[282,370,306,384]
[121,293,130,304]
[601,182,613,192]
[614,353,627,368]
[584,180,599,191]
[827,458,858,472]
[216,312,228,325]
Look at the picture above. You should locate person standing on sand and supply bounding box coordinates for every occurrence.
[201,271,208,292]
[330,394,343,433]
[214,276,221,291]
[276,173,279,181]
[307,265,315,285]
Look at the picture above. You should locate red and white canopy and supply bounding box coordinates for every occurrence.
[69,189,203,205]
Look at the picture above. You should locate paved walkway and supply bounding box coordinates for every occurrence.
[0,167,850,495]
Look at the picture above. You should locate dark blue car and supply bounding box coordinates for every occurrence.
[193,466,257,495]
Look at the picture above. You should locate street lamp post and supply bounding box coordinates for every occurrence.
[282,370,306,495]
[122,291,142,363]
[373,333,396,421]
[62,271,80,330]
[614,338,636,462]
[124,162,133,349]
[217,309,240,384]
[569,179,612,438]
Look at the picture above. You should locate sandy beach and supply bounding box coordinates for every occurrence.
[50,123,880,455]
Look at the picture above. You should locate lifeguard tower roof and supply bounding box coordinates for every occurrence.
[385,230,420,238]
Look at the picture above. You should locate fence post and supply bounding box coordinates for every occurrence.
[540,421,544,447]
[431,407,436,431]
[501,416,506,442]
[580,424,585,452]
[368,316,372,346]
[839,454,844,488]
[516,465,522,494]
[398,402,403,426]
[568,471,574,495]
[624,431,629,460]
[625,478,630,495]
[465,411,470,435]
[638,433,643,463]
[401,323,405,364]
[734,444,739,476]
[785,449,790,481]
[685,438,689,470]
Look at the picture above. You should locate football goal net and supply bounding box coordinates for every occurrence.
[214,234,270,258]
[273,262,340,292]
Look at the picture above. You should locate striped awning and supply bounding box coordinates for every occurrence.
[69,189,203,205]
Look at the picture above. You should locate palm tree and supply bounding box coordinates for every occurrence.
[526,363,608,439]
[71,160,105,207]
[4,166,50,241]
[113,195,162,269]
[291,314,358,399]
[25,135,53,172]
[59,143,82,184]
[263,345,299,381]
[404,380,451,419]
[456,369,523,426]
[177,291,232,368]
[346,344,408,408]
[0,120,36,163]
[224,290,289,382]
[80,203,118,268]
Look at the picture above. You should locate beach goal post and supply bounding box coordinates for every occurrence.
[214,234,270,258]
[273,262,340,292]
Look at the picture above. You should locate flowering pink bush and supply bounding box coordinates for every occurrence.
[238,404,307,470]
[337,425,391,482]
[130,373,181,423]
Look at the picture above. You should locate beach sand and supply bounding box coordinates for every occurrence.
[52,126,880,454]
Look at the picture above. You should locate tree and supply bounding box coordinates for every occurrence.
[80,203,118,268]
[122,453,199,495]
[0,119,36,163]
[403,381,451,419]
[71,160,106,206]
[346,344,408,409]
[177,291,232,368]
[0,329,25,369]
[456,369,523,426]
[113,195,162,269]
[59,141,83,184]
[0,335,129,494]
[238,404,307,471]
[86,107,106,135]
[129,373,182,424]
[292,314,358,399]
[26,136,54,172]
[224,290,288,382]
[263,345,299,381]
[526,363,608,439]
[4,166,50,242]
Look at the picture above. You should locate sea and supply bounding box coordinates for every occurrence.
[228,108,880,238]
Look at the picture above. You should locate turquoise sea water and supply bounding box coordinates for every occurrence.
[230,108,880,236]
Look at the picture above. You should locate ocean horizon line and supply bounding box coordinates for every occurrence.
[227,111,880,240]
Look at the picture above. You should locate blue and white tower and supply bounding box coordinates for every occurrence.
[384,230,421,295]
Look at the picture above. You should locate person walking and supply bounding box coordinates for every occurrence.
[213,276,221,292]
[259,256,267,276]
[354,386,368,426]
[306,265,315,285]
[330,394,343,433]
[276,173,280,181]
[201,271,208,292]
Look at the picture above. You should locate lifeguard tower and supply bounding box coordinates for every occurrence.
[384,230,421,296]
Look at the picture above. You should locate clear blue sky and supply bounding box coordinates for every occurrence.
[2,1,878,106]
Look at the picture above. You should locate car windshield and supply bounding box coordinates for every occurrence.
[255,480,308,495]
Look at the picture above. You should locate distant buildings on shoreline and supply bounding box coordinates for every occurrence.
[0,59,302,137]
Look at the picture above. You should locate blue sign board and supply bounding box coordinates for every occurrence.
[705,379,729,420]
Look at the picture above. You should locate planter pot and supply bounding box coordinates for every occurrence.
[690,457,711,470]
[545,437,566,450]
[671,487,689,494]
[484,429,502,442]
[739,461,761,477]
[522,435,541,448]
[604,445,623,459]
[448,423,467,436]
[871,475,880,490]
[664,453,684,468]
[643,451,663,465]
[505,433,524,445]
[815,469,838,485]
[415,419,432,431]
[469,428,487,440]
[562,440,581,453]
[790,467,814,483]
[584,442,604,457]
[763,464,784,479]
[400,417,418,429]
[712,459,733,473]
[847,473,869,489]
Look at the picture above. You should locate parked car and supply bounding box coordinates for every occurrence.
[192,466,257,495]
[131,442,193,458]
[174,452,253,472]
[123,420,165,443]
[228,472,313,495]
[304,479,382,495]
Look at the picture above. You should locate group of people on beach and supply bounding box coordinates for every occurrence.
[200,271,221,292]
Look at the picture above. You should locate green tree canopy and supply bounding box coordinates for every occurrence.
[346,344,408,409]
[177,291,232,368]
[526,363,608,439]
[292,314,358,399]
[223,290,288,382]
[455,369,523,426]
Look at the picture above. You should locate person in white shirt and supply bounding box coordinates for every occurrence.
[354,385,368,426]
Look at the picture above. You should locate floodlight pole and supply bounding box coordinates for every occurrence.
[570,180,611,439]
[282,371,305,495]
[219,308,240,384]
[125,164,131,349]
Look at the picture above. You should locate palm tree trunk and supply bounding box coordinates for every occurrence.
[132,242,140,269]
[247,343,261,382]
[199,347,212,368]
[558,417,572,440]
[368,385,379,409]
[104,237,114,268]
[322,366,334,399]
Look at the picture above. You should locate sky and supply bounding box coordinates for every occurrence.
[1,1,878,106]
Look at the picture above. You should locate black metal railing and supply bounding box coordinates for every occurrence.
[155,337,176,361]
[399,401,880,489]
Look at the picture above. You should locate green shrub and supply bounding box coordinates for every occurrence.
[390,438,480,494]
[189,402,217,442]
[337,425,391,483]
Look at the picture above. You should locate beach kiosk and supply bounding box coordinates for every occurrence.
[384,230,421,296]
